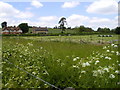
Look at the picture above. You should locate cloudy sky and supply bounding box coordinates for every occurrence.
[0,0,119,30]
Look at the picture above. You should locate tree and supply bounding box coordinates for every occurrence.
[18,23,29,33]
[97,27,110,33]
[1,21,7,28]
[58,17,67,33]
[115,27,120,34]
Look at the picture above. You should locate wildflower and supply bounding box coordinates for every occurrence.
[111,44,114,46]
[95,60,99,65]
[114,45,118,48]
[82,62,90,67]
[81,70,86,74]
[72,65,79,68]
[100,55,104,58]
[117,82,120,85]
[106,50,110,52]
[103,46,107,49]
[93,70,98,76]
[105,56,109,59]
[86,62,90,66]
[73,58,77,61]
[116,51,120,55]
[109,74,115,78]
[76,57,80,59]
[97,69,105,74]
[111,51,114,53]
[115,70,120,74]
[103,68,109,72]
[105,57,111,60]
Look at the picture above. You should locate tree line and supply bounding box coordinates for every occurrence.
[1,20,120,34]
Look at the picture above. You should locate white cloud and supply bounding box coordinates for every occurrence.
[86,0,118,14]
[67,14,90,27]
[0,1,34,19]
[0,1,19,17]
[39,16,58,22]
[16,12,34,19]
[66,14,117,30]
[31,0,43,8]
[62,1,80,8]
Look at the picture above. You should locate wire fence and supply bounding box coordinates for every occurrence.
[3,59,61,90]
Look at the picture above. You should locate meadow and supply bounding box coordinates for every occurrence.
[2,35,120,88]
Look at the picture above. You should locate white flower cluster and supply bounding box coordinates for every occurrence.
[82,62,90,67]
[109,74,115,78]
[105,56,111,60]
[73,57,80,61]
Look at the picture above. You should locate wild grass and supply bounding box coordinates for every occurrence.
[2,35,120,88]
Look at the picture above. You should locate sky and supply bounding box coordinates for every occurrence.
[0,0,119,30]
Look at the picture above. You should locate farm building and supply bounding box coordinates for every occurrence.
[2,26,22,34]
[32,27,48,34]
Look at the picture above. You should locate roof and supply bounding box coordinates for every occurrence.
[2,26,22,31]
[33,27,48,31]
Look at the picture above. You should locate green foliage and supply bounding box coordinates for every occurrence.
[97,27,111,33]
[2,36,120,88]
[18,23,29,33]
[74,25,93,33]
[58,17,67,33]
[114,27,120,34]
[1,21,7,28]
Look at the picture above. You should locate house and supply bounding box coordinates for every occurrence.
[2,26,22,34]
[32,27,48,34]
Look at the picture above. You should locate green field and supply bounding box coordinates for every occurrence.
[2,35,120,88]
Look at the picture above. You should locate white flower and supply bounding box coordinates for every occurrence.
[103,68,109,72]
[73,58,77,61]
[72,65,79,68]
[93,70,98,76]
[109,74,115,78]
[108,57,111,60]
[111,44,114,46]
[97,69,105,74]
[116,51,120,55]
[82,62,90,67]
[81,70,86,74]
[114,45,118,48]
[95,60,99,65]
[105,57,111,60]
[100,55,104,58]
[76,57,80,59]
[73,57,80,61]
[103,46,107,49]
[105,56,109,59]
[115,70,120,74]
[117,82,120,85]
[106,50,110,52]
[86,62,90,66]
[111,51,114,53]
[32,72,36,75]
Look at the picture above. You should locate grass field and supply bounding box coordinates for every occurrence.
[2,35,120,88]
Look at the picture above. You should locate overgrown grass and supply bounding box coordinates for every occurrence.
[2,36,120,88]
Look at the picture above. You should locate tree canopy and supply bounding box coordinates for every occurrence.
[58,17,67,33]
[1,21,7,28]
[18,23,29,33]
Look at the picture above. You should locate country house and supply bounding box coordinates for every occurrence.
[2,26,22,34]
[32,27,48,34]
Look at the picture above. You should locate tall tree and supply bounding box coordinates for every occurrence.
[58,17,67,33]
[115,27,120,34]
[1,21,7,28]
[18,23,29,33]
